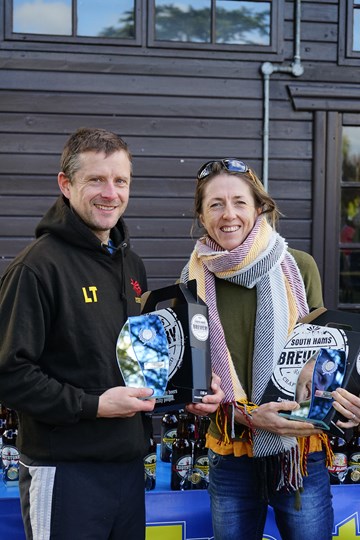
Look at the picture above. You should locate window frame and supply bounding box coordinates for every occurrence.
[3,0,143,47]
[339,121,360,310]
[339,0,360,65]
[147,0,281,53]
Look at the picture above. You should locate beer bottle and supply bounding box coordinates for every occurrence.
[0,404,7,435]
[190,416,211,490]
[187,413,197,445]
[160,411,178,462]
[171,412,192,491]
[2,409,19,486]
[345,426,360,484]
[328,435,348,484]
[0,404,7,468]
[144,424,157,491]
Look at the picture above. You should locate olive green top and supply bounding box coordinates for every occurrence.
[208,248,323,440]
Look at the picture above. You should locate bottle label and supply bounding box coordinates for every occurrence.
[348,452,360,482]
[348,452,360,466]
[194,456,209,475]
[174,455,192,479]
[1,445,19,468]
[3,429,17,439]
[328,452,347,473]
[162,429,177,450]
[144,452,157,479]
[5,465,19,481]
[190,455,209,485]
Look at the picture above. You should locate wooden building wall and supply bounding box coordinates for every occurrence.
[0,0,348,292]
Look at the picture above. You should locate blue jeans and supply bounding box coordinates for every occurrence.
[208,450,334,540]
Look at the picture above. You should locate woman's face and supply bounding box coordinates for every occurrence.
[199,173,261,251]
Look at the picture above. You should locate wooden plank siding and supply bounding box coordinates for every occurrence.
[0,0,355,294]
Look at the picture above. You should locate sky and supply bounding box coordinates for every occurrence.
[13,0,134,35]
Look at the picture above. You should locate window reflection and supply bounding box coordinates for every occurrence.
[154,0,211,43]
[13,0,72,35]
[78,0,135,38]
[339,248,360,304]
[343,127,360,183]
[353,9,360,51]
[12,0,135,38]
[340,126,360,306]
[216,1,270,45]
[154,0,270,45]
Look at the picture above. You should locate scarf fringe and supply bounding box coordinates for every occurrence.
[217,403,332,501]
[215,401,258,445]
[254,444,303,502]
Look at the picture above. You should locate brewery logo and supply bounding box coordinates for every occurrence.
[174,456,192,479]
[154,308,185,380]
[144,452,156,478]
[271,323,348,397]
[191,314,209,342]
[190,456,209,485]
[1,446,20,468]
[163,429,177,451]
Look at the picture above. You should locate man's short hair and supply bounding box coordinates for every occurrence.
[60,127,132,181]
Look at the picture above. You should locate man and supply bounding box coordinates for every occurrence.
[0,127,157,539]
[0,127,224,539]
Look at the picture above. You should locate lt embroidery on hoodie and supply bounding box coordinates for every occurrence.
[82,286,98,303]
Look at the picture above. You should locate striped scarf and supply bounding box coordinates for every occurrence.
[180,216,310,492]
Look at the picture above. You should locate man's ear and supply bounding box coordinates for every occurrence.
[58,172,71,199]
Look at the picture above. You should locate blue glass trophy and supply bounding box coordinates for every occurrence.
[116,313,170,398]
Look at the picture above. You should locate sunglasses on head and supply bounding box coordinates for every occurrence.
[197,158,250,181]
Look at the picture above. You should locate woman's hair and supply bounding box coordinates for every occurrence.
[60,127,132,182]
[193,161,281,234]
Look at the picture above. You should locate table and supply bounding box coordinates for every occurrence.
[0,456,359,540]
[147,449,360,540]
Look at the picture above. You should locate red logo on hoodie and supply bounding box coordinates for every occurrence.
[131,279,142,297]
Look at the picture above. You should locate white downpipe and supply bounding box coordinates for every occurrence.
[261,0,304,191]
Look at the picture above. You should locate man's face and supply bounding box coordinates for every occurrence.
[295,359,315,404]
[58,150,131,243]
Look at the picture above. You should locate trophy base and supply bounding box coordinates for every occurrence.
[279,412,330,430]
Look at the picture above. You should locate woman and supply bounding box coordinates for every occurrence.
[179,158,357,540]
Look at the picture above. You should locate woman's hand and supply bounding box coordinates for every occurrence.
[331,388,360,428]
[235,400,322,437]
[186,373,224,416]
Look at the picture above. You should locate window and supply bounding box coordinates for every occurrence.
[149,0,278,52]
[153,0,270,45]
[339,126,360,307]
[5,0,280,54]
[7,0,139,43]
[339,0,360,63]
[353,0,360,51]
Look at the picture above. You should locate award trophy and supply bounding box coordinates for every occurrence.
[116,280,212,411]
[279,347,347,430]
[262,308,360,436]
[116,313,170,398]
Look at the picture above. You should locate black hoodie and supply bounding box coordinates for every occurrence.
[0,196,150,462]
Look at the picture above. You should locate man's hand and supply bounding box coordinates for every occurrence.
[97,386,156,418]
[186,373,225,416]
